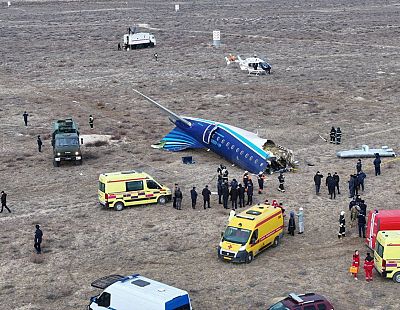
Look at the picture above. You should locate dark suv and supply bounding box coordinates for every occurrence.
[268,293,334,310]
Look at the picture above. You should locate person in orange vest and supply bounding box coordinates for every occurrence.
[363,253,374,282]
[351,250,360,280]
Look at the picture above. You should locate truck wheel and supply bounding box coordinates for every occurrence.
[393,272,400,283]
[272,237,280,248]
[245,252,253,264]
[53,160,60,167]
[157,196,166,205]
[114,202,124,211]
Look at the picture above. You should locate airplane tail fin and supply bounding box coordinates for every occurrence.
[153,127,204,151]
[133,89,192,127]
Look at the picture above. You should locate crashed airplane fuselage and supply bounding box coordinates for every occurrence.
[134,90,295,174]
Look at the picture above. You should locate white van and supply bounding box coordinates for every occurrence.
[88,274,192,310]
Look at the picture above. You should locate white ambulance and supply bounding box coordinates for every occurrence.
[88,274,192,310]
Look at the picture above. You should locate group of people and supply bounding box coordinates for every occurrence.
[314,171,340,199]
[288,207,304,236]
[350,250,374,281]
[329,126,342,144]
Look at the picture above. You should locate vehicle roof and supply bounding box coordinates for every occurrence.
[229,204,281,230]
[282,293,328,306]
[99,170,152,182]
[377,230,400,244]
[105,274,188,303]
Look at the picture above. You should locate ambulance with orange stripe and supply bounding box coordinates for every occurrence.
[374,230,400,283]
[218,203,284,263]
[98,171,172,211]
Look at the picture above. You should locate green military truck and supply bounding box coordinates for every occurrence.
[51,118,82,167]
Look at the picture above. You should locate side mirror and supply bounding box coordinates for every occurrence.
[90,296,97,304]
[220,232,224,238]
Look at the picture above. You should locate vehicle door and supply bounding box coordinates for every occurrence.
[126,180,144,205]
[146,179,162,201]
[249,229,259,255]
[91,292,111,309]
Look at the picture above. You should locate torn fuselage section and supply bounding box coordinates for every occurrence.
[263,140,296,173]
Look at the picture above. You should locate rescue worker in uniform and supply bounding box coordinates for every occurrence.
[351,250,360,280]
[175,187,183,210]
[154,53,158,61]
[217,179,223,204]
[363,253,374,282]
[190,186,197,209]
[34,224,43,254]
[288,211,296,236]
[338,211,346,239]
[202,185,211,209]
[278,172,285,192]
[242,171,249,189]
[89,115,94,129]
[230,184,238,210]
[373,153,381,176]
[23,111,29,126]
[333,172,340,194]
[0,191,11,213]
[222,182,229,209]
[296,207,304,234]
[222,167,229,183]
[37,135,43,152]
[257,173,265,194]
[172,184,178,209]
[348,174,356,198]
[326,173,336,199]
[358,211,366,238]
[356,159,362,173]
[238,184,245,208]
[357,170,366,192]
[313,171,323,195]
[330,127,336,143]
[335,127,342,144]
[246,179,254,205]
[118,42,121,50]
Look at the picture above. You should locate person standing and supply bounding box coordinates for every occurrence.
[202,185,211,209]
[34,224,43,254]
[257,173,265,194]
[348,174,356,198]
[89,115,94,129]
[288,211,296,236]
[330,127,336,143]
[351,250,360,280]
[356,159,362,173]
[172,184,178,209]
[37,135,43,152]
[373,153,381,176]
[363,253,374,282]
[217,179,223,204]
[358,211,366,238]
[326,173,336,199]
[314,171,323,195]
[333,172,340,194]
[277,172,285,192]
[175,187,183,210]
[238,184,245,208]
[0,191,11,213]
[154,52,158,61]
[335,127,342,144]
[357,170,366,192]
[242,171,249,189]
[222,182,229,209]
[296,207,304,234]
[118,42,122,50]
[23,111,29,126]
[222,167,229,183]
[190,186,197,209]
[338,211,346,239]
[230,184,238,210]
[246,179,254,205]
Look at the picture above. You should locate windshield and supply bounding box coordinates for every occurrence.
[56,137,79,147]
[223,226,251,245]
[269,302,290,310]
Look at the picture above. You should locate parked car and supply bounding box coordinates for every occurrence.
[268,293,334,310]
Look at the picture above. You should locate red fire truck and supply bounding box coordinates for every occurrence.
[366,209,400,249]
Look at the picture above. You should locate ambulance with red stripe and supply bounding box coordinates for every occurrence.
[218,204,284,263]
[98,171,172,211]
[374,230,400,283]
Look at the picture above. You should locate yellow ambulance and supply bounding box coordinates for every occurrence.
[98,170,172,211]
[374,230,400,283]
[218,204,284,263]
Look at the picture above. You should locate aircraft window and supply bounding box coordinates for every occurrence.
[236,148,240,153]
[245,153,249,158]
[226,142,230,147]
[216,136,220,141]
[249,156,253,161]
[254,159,259,164]
[240,151,244,156]
[221,139,225,144]
[231,145,235,150]
[260,163,264,167]
[212,133,216,139]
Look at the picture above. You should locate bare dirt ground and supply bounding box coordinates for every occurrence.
[1,1,400,309]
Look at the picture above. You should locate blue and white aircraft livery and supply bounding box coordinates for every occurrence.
[134,89,295,174]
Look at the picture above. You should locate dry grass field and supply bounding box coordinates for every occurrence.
[1,0,400,309]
